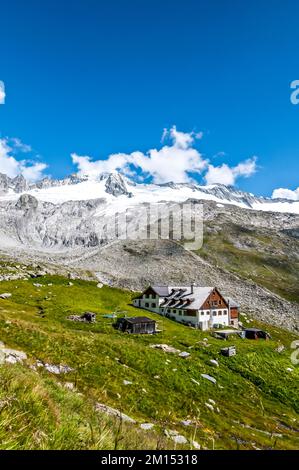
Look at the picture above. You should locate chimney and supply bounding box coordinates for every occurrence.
[191,282,195,294]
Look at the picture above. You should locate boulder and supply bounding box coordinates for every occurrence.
[0,345,27,365]
[191,440,201,450]
[15,194,38,211]
[0,293,12,299]
[95,403,136,423]
[210,359,219,367]
[205,402,214,411]
[140,423,154,430]
[201,374,217,384]
[36,361,74,374]
[179,351,190,358]
[150,344,181,354]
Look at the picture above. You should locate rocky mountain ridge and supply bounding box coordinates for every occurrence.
[0,171,299,213]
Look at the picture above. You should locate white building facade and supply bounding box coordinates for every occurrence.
[133,284,238,330]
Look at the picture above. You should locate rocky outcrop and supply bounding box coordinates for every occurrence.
[104,173,133,197]
[13,175,28,193]
[0,342,27,364]
[95,403,136,423]
[0,173,28,194]
[0,173,10,193]
[15,194,38,211]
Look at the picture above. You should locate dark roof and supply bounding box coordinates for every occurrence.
[153,285,214,310]
[139,284,238,311]
[122,316,156,324]
[150,286,170,297]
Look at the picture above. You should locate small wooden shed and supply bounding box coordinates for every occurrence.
[115,316,156,334]
[221,346,236,357]
[244,328,270,340]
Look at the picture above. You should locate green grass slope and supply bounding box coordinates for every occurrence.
[199,223,299,303]
[0,273,298,450]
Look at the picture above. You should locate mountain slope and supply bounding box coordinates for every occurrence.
[0,272,298,450]
[0,171,298,332]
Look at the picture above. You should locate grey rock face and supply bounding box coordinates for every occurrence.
[15,194,39,211]
[0,173,28,193]
[32,174,88,190]
[0,342,27,364]
[104,173,132,197]
[33,177,59,189]
[0,173,10,193]
[13,175,28,193]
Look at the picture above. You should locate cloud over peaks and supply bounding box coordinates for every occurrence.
[205,157,258,185]
[272,186,299,201]
[72,126,207,184]
[0,138,47,182]
[72,126,258,187]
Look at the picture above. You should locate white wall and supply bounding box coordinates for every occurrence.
[198,309,229,327]
[134,294,161,314]
[133,296,230,329]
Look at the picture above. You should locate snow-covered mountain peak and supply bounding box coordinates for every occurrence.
[0,171,299,214]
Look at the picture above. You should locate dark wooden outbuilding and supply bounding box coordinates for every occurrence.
[220,346,236,357]
[244,328,270,340]
[115,316,156,334]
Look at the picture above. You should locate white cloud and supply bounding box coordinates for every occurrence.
[0,138,47,182]
[72,127,258,186]
[205,157,257,185]
[272,187,299,201]
[0,81,5,104]
[21,162,48,182]
[72,126,207,184]
[10,137,32,153]
[233,157,257,178]
[71,152,129,178]
[205,163,236,186]
[0,139,19,176]
[162,126,203,149]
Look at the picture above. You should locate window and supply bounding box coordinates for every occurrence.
[173,309,176,314]
[186,311,197,317]
[213,311,217,316]
[161,308,164,313]
[179,311,182,316]
[167,308,171,313]
[145,302,149,308]
[219,300,222,305]
[218,311,222,316]
[201,311,205,316]
[212,301,218,306]
[151,303,156,308]
[224,310,227,315]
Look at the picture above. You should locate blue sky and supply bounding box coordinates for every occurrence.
[0,0,299,197]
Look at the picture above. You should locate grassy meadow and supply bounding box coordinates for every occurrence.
[0,270,298,450]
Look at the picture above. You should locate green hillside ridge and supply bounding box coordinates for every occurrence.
[198,223,299,303]
[0,272,298,450]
